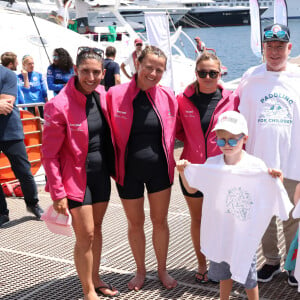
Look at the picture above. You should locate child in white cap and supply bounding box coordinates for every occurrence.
[177,111,292,300]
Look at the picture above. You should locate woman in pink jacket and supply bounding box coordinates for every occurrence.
[42,47,119,300]
[176,52,239,284]
[107,45,178,291]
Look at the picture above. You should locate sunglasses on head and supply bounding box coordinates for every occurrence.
[215,134,244,147]
[196,70,219,79]
[264,30,289,40]
[77,47,104,57]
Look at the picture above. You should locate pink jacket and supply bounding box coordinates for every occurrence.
[106,76,178,186]
[176,84,239,164]
[42,77,114,202]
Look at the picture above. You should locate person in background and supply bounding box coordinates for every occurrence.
[57,0,75,27]
[103,46,120,91]
[1,52,24,105]
[120,38,143,80]
[47,48,74,97]
[176,52,239,283]
[237,23,300,284]
[0,64,43,227]
[194,37,206,54]
[75,0,90,34]
[18,55,48,118]
[107,45,178,291]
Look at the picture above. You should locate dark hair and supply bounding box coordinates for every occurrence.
[0,52,17,67]
[63,0,68,5]
[194,51,222,94]
[105,46,116,58]
[137,45,167,69]
[76,50,104,70]
[52,48,73,72]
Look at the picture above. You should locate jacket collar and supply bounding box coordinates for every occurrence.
[183,82,230,99]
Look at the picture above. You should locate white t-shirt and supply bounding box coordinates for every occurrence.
[184,152,293,284]
[57,6,69,27]
[238,63,300,181]
[75,0,89,19]
[124,52,137,75]
[292,203,300,292]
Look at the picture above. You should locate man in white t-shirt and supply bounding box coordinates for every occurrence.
[120,38,143,80]
[237,23,300,284]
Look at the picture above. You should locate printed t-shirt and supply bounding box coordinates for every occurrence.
[238,63,300,181]
[184,152,293,285]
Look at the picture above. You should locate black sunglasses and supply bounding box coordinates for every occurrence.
[77,47,104,57]
[135,43,143,46]
[196,70,220,79]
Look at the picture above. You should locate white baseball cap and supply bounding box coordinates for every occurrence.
[212,111,248,136]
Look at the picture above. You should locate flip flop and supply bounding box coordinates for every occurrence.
[195,271,209,284]
[95,283,120,298]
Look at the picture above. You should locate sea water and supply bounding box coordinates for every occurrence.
[177,19,300,82]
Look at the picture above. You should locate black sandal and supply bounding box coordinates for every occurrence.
[95,283,120,298]
[195,271,209,284]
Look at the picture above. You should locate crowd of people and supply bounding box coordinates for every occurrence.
[1,22,300,300]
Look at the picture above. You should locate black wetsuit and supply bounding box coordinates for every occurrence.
[117,91,171,199]
[179,88,222,198]
[68,92,111,209]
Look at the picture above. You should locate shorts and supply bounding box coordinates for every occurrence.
[179,175,203,198]
[76,17,89,27]
[68,169,111,209]
[208,256,257,290]
[117,158,172,199]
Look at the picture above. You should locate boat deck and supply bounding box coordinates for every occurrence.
[0,146,299,300]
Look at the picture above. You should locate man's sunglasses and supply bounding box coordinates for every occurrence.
[196,70,219,79]
[215,134,244,147]
[77,47,104,57]
[264,30,289,40]
[135,43,143,46]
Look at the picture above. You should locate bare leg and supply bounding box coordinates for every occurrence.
[220,279,233,300]
[245,286,259,300]
[121,197,146,291]
[148,188,177,289]
[70,205,99,300]
[92,202,119,297]
[184,195,208,281]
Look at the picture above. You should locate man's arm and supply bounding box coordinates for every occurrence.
[114,74,121,85]
[0,95,14,115]
[120,62,132,80]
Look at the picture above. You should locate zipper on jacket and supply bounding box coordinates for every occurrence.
[147,92,171,182]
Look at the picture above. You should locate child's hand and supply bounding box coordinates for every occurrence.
[268,168,283,183]
[294,183,300,205]
[176,159,190,173]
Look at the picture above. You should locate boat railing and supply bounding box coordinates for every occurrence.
[0,103,45,187]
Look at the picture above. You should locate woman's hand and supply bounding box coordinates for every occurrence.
[176,159,190,173]
[53,197,68,215]
[268,168,283,183]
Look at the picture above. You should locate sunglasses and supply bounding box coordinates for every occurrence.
[215,134,244,147]
[53,55,59,60]
[135,43,143,46]
[264,30,289,40]
[196,70,219,79]
[77,47,104,57]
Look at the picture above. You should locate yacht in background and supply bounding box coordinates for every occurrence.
[134,0,268,27]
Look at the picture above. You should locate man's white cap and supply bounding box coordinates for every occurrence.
[212,111,248,136]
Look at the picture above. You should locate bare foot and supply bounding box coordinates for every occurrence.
[128,272,146,291]
[158,270,177,290]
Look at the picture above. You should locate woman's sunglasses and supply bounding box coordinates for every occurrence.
[196,70,219,79]
[77,47,104,57]
[215,134,244,147]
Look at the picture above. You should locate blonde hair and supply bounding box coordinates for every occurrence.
[193,52,222,94]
